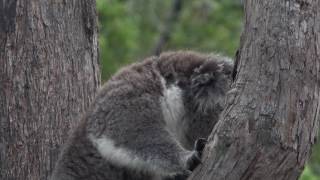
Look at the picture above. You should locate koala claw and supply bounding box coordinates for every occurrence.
[194,138,207,153]
[186,138,207,171]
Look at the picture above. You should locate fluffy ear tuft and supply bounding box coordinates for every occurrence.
[191,72,215,87]
[191,56,234,88]
[191,61,220,87]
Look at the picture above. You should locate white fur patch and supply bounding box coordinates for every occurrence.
[89,135,169,177]
[161,85,184,127]
[90,135,142,167]
[160,79,186,145]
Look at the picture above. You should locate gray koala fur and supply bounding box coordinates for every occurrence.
[50,51,233,180]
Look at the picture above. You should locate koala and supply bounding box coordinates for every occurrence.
[50,51,233,180]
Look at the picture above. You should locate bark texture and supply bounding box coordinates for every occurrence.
[0,1,100,180]
[190,0,320,179]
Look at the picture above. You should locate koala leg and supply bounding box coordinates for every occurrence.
[90,130,195,179]
[139,136,205,180]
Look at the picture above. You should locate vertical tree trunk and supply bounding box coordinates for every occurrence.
[190,0,320,179]
[0,1,100,180]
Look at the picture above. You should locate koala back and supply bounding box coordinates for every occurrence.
[51,51,233,180]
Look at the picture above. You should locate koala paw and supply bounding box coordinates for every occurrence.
[194,138,207,155]
[173,170,191,180]
[186,138,207,171]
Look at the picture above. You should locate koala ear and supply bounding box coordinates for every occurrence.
[191,72,215,87]
[220,62,233,77]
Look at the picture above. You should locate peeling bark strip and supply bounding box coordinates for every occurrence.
[190,0,320,180]
[0,1,100,180]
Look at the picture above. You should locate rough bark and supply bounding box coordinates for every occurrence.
[0,1,100,180]
[190,0,320,180]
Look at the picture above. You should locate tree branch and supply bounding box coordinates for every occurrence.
[152,0,182,56]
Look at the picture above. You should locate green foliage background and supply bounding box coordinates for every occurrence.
[96,0,320,179]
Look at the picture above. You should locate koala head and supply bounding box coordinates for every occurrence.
[183,56,233,149]
[156,51,233,149]
[187,57,233,113]
[156,51,205,86]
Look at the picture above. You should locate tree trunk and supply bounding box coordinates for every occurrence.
[190,0,320,180]
[0,1,100,180]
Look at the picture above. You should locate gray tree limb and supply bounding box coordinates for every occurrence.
[152,0,182,56]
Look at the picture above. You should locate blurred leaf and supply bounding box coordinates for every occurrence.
[300,166,320,180]
[97,0,243,81]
